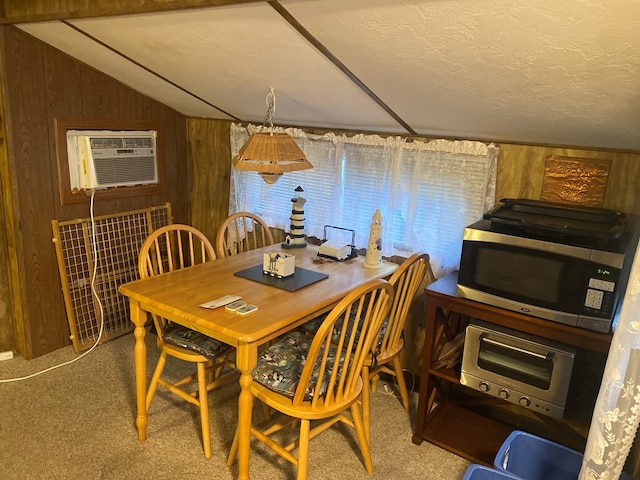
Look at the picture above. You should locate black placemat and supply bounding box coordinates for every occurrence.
[234,265,329,292]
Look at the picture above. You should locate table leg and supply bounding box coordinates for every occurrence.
[234,343,257,480]
[131,300,148,441]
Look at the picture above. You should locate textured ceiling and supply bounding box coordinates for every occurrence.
[16,0,640,151]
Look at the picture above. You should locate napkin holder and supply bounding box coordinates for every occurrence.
[318,225,357,261]
[263,251,295,278]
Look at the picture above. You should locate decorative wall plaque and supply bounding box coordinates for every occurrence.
[540,155,611,207]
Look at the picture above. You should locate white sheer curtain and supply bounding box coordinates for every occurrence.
[580,240,640,480]
[230,123,497,277]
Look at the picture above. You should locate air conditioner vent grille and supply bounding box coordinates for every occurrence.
[123,137,154,148]
[90,137,154,149]
[94,156,156,186]
[90,137,124,149]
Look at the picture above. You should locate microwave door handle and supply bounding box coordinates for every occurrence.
[481,337,550,361]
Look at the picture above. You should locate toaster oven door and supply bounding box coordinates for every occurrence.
[475,333,553,390]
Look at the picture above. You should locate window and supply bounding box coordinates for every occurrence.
[230,124,497,277]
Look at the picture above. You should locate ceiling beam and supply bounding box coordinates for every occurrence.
[269,1,417,135]
[0,0,265,24]
[61,19,241,120]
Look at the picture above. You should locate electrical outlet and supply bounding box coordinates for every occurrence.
[0,350,14,361]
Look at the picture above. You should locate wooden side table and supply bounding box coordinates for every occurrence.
[411,271,612,465]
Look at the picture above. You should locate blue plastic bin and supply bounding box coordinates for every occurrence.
[463,464,521,480]
[493,431,582,480]
[494,430,631,480]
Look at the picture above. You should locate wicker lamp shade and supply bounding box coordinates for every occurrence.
[233,132,313,175]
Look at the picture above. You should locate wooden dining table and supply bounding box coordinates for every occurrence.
[119,244,397,480]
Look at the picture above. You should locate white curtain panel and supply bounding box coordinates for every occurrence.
[229,123,497,277]
[580,240,640,480]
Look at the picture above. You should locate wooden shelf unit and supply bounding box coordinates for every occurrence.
[412,271,613,466]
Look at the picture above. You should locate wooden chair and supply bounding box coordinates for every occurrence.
[227,279,394,480]
[300,252,430,440]
[138,224,236,458]
[216,212,275,258]
[362,252,430,440]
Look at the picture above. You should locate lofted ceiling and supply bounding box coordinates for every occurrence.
[11,0,640,151]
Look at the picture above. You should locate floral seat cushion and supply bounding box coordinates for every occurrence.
[162,324,231,359]
[302,310,389,352]
[251,331,343,400]
[301,312,345,344]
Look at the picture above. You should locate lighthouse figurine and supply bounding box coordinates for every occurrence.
[363,209,383,269]
[282,186,308,248]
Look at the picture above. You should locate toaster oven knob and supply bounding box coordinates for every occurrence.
[498,389,510,400]
[479,381,490,392]
[519,396,531,407]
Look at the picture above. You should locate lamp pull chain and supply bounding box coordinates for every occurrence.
[265,88,276,129]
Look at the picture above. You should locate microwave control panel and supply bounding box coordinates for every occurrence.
[584,278,615,310]
[584,288,605,309]
[583,266,619,317]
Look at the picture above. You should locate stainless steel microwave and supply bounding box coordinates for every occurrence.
[456,219,636,333]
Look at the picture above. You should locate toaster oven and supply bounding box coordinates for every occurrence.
[460,321,576,419]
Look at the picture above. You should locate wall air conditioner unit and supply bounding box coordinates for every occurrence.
[67,130,158,190]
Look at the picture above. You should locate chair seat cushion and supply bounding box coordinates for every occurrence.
[301,307,364,344]
[301,312,336,340]
[252,331,342,400]
[302,311,389,350]
[162,324,231,359]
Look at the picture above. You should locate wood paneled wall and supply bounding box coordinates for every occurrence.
[187,119,232,244]
[496,143,640,215]
[0,25,189,358]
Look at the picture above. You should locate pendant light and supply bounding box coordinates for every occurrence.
[233,88,313,184]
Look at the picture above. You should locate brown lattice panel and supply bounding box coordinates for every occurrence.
[52,204,172,353]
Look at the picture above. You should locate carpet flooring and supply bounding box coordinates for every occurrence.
[0,332,470,479]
